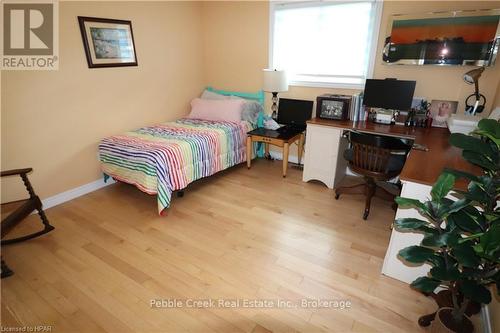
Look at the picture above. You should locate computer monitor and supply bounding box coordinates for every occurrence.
[277,98,313,128]
[363,79,416,111]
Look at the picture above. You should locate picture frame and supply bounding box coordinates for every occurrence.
[316,95,351,120]
[383,9,500,66]
[429,100,458,128]
[78,16,138,68]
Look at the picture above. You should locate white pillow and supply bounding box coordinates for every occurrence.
[198,90,262,124]
[188,98,245,122]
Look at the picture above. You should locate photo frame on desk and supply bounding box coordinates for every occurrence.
[316,95,351,120]
[429,100,458,127]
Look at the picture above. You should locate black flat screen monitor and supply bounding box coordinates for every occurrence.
[363,79,416,111]
[277,98,313,128]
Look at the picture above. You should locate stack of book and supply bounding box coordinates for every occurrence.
[349,92,366,122]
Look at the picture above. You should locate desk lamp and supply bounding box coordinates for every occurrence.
[463,67,486,115]
[263,69,288,120]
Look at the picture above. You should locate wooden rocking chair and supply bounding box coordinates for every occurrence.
[1,168,55,278]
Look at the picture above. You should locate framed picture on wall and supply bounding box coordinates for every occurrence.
[78,16,138,68]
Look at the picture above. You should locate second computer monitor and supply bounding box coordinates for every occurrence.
[277,98,314,129]
[363,79,416,111]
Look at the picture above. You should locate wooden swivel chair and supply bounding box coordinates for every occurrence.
[335,131,412,220]
[1,168,55,278]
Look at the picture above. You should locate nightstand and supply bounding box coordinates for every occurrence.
[246,128,305,177]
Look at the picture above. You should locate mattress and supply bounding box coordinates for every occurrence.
[99,118,252,214]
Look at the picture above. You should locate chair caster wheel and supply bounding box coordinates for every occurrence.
[1,260,14,279]
[335,194,340,200]
[363,211,369,220]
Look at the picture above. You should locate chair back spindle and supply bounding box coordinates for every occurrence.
[348,131,411,180]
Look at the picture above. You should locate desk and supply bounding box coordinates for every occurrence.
[304,118,478,190]
[303,118,480,284]
[246,128,305,177]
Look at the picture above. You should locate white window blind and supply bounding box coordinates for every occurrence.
[270,1,382,88]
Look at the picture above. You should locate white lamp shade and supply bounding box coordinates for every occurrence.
[263,69,288,93]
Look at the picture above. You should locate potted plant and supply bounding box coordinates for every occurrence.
[394,119,499,333]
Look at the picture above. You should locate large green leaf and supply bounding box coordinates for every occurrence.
[393,218,430,231]
[462,150,497,171]
[443,169,479,182]
[427,254,446,268]
[463,205,486,230]
[431,173,456,202]
[452,243,481,268]
[446,198,471,216]
[474,118,500,147]
[474,130,500,147]
[442,230,461,247]
[398,246,435,264]
[465,181,489,204]
[411,276,441,293]
[448,210,483,233]
[395,197,429,215]
[430,265,460,281]
[480,224,500,262]
[422,233,447,247]
[460,279,492,304]
[437,198,470,220]
[449,133,495,157]
[477,118,500,139]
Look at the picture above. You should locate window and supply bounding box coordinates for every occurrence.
[270,1,383,88]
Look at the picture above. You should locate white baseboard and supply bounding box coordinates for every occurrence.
[40,177,115,211]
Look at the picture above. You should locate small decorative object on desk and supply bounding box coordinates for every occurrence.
[316,94,351,120]
[429,99,458,128]
[405,98,431,127]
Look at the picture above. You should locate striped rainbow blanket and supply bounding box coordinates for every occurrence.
[99,118,252,215]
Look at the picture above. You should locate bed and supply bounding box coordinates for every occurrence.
[98,87,264,215]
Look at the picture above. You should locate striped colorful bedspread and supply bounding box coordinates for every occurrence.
[99,118,252,215]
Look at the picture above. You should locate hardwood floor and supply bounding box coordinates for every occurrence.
[1,160,434,332]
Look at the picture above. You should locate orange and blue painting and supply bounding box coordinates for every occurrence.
[384,15,500,65]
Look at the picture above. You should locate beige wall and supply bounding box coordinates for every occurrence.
[202,1,269,93]
[1,1,205,201]
[375,1,500,115]
[3,1,500,202]
[202,0,500,117]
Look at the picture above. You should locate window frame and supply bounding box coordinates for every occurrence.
[268,0,384,89]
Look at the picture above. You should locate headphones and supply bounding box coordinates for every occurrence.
[465,93,486,115]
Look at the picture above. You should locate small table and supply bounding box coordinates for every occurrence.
[246,128,305,177]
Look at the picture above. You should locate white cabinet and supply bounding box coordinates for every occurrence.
[302,123,347,189]
[381,180,431,283]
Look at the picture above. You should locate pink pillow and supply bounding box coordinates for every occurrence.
[188,98,244,122]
